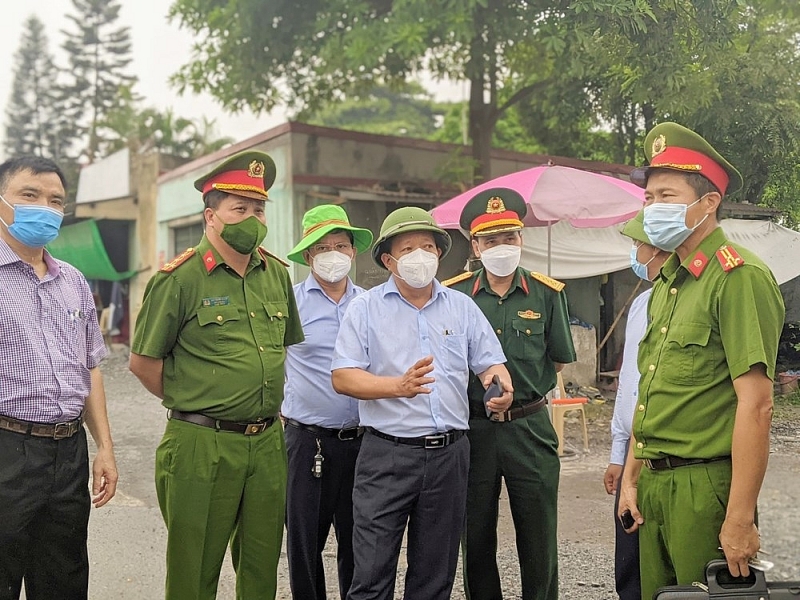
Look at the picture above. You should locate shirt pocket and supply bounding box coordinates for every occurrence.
[196,305,241,349]
[441,333,468,371]
[263,301,288,347]
[508,318,546,362]
[661,323,715,386]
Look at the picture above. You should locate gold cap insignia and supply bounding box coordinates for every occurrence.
[247,160,266,178]
[486,196,506,214]
[652,134,667,157]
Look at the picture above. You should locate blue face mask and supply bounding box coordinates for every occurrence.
[0,194,64,247]
[630,245,655,281]
[643,195,708,252]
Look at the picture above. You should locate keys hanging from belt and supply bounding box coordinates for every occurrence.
[312,438,324,478]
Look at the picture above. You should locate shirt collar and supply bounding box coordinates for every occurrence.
[304,272,357,300]
[474,267,527,297]
[197,235,264,275]
[382,275,444,305]
[656,227,728,282]
[0,236,60,277]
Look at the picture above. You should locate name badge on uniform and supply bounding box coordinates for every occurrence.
[517,310,541,319]
[202,296,230,307]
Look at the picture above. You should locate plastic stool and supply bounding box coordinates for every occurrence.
[551,397,589,456]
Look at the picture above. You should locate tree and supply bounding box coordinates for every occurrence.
[60,0,137,163]
[168,0,657,183]
[4,16,61,158]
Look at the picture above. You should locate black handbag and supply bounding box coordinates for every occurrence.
[653,559,800,599]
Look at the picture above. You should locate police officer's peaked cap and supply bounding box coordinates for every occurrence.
[371,207,452,269]
[194,150,277,202]
[620,210,652,246]
[458,187,527,236]
[630,122,742,195]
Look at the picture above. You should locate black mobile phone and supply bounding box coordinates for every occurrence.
[620,509,635,530]
[483,375,503,418]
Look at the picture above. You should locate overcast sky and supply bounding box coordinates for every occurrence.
[0,0,465,161]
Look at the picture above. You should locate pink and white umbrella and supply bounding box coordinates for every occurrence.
[430,164,646,274]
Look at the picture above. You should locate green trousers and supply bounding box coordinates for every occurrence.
[155,418,287,600]
[638,461,732,600]
[463,410,560,600]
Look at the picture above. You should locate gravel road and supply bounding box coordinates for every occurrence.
[82,350,800,599]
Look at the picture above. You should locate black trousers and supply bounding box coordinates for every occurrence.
[0,427,91,600]
[347,432,470,600]
[614,453,641,600]
[285,423,362,600]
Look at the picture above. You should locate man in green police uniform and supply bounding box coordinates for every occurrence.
[445,188,576,600]
[129,150,304,600]
[618,123,785,600]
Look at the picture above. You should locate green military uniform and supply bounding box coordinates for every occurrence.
[131,151,304,600]
[629,124,785,600]
[448,187,576,600]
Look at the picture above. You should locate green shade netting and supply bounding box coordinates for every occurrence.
[47,220,136,281]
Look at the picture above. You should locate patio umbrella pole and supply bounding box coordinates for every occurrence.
[547,222,552,276]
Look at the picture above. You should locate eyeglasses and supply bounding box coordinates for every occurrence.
[310,243,353,254]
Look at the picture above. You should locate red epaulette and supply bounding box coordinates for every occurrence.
[258,247,289,267]
[715,245,745,273]
[160,247,195,273]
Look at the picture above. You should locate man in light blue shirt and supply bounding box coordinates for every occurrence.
[332,207,513,600]
[283,205,374,600]
[603,211,669,600]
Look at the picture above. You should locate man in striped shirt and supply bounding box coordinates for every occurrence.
[0,156,117,600]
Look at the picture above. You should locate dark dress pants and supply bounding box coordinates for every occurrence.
[285,423,362,600]
[613,447,641,600]
[347,432,470,600]
[0,428,91,600]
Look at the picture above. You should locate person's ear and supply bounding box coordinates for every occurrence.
[471,237,480,258]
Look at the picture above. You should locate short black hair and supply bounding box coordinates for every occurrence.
[0,156,67,194]
[203,189,228,211]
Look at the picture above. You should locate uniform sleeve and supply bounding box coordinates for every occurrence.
[610,291,649,464]
[718,265,785,380]
[130,272,185,358]
[546,288,577,364]
[331,297,371,371]
[282,270,305,347]
[464,297,507,375]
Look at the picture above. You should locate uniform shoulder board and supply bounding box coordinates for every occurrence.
[258,247,289,267]
[160,247,195,273]
[442,271,473,287]
[715,245,745,273]
[530,271,565,292]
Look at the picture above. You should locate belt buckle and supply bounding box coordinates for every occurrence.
[423,434,447,448]
[52,422,74,440]
[490,411,509,423]
[244,421,268,435]
[338,427,361,441]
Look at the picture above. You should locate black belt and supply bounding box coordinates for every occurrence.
[0,414,83,440]
[644,455,731,471]
[367,427,466,449]
[169,410,277,435]
[284,417,364,441]
[488,397,546,423]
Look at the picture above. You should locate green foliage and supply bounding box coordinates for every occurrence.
[60,0,138,163]
[4,16,64,159]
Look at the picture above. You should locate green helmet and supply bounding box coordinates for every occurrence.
[371,206,452,269]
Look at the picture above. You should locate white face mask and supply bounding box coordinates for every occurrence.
[479,244,521,277]
[392,247,439,288]
[311,251,352,283]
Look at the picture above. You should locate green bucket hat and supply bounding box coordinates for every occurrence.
[620,210,651,246]
[287,204,374,266]
[371,206,452,269]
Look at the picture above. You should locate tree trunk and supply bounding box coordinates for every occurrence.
[468,75,494,184]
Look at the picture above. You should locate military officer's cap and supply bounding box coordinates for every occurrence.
[620,210,652,246]
[371,206,451,269]
[194,150,277,202]
[458,187,527,237]
[287,204,374,266]
[630,122,742,195]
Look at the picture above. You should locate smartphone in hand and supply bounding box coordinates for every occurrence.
[483,375,503,418]
[620,509,635,530]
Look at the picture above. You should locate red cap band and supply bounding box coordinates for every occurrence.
[202,169,268,198]
[650,147,729,194]
[470,211,524,235]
